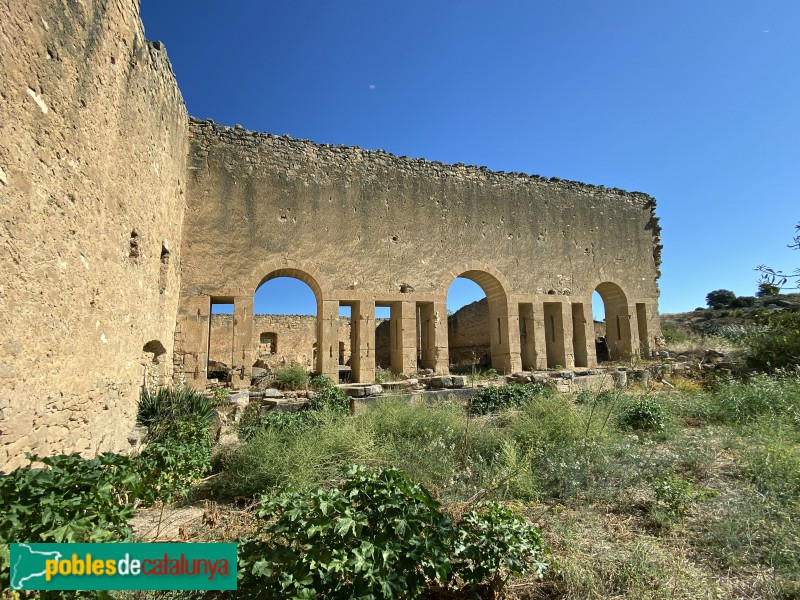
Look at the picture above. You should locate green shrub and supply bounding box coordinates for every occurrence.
[617,397,666,431]
[239,466,455,598]
[730,295,757,308]
[744,311,800,372]
[219,414,376,497]
[238,406,311,441]
[310,374,336,389]
[238,466,553,599]
[469,383,552,415]
[706,289,736,309]
[237,382,349,442]
[137,387,214,503]
[454,502,553,595]
[0,453,139,589]
[137,387,214,431]
[308,384,349,414]
[651,471,712,517]
[275,361,310,390]
[210,386,229,405]
[136,414,212,503]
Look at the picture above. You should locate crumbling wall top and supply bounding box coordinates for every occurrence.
[188,117,656,209]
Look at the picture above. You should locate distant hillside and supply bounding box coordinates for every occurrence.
[661,293,800,338]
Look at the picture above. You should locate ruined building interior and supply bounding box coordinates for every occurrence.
[0,1,661,469]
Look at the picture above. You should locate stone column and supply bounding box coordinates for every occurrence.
[519,303,537,370]
[419,302,434,370]
[419,301,449,373]
[607,304,635,360]
[231,295,254,389]
[531,303,548,370]
[176,295,211,391]
[390,301,417,375]
[432,300,449,374]
[543,301,573,369]
[351,300,375,383]
[561,301,575,369]
[317,299,340,380]
[487,298,522,374]
[572,302,597,368]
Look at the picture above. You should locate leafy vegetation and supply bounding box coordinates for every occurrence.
[136,387,214,503]
[468,382,552,415]
[617,396,667,431]
[238,466,553,599]
[237,379,349,442]
[0,453,140,589]
[744,310,800,372]
[7,324,800,598]
[705,289,736,309]
[651,471,712,517]
[274,361,310,390]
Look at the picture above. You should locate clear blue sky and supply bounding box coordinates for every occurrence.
[141,1,799,317]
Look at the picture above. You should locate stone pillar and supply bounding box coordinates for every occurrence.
[432,301,449,374]
[582,302,598,368]
[519,303,537,370]
[571,302,596,368]
[317,299,340,380]
[231,295,254,389]
[487,298,522,374]
[531,303,548,370]
[561,301,575,369]
[635,301,658,358]
[607,304,635,360]
[177,295,211,391]
[390,301,417,375]
[419,301,449,373]
[628,308,641,358]
[351,300,375,383]
[543,301,573,369]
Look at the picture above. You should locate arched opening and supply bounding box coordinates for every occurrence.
[591,282,635,362]
[447,270,516,374]
[447,278,489,370]
[252,274,319,377]
[142,340,166,391]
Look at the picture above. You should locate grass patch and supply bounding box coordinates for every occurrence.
[200,375,800,597]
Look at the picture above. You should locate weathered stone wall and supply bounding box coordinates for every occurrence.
[0,0,663,468]
[209,314,350,372]
[177,120,661,383]
[448,299,491,366]
[0,0,187,469]
[208,314,395,373]
[182,120,660,302]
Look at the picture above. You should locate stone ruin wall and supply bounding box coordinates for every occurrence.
[177,120,661,387]
[0,0,187,469]
[0,1,662,470]
[448,299,492,366]
[208,315,395,374]
[447,298,608,367]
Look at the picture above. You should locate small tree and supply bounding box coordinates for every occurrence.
[757,222,800,290]
[756,282,780,298]
[706,289,736,309]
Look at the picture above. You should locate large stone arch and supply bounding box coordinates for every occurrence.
[248,259,330,303]
[443,263,521,374]
[592,281,637,361]
[250,262,340,379]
